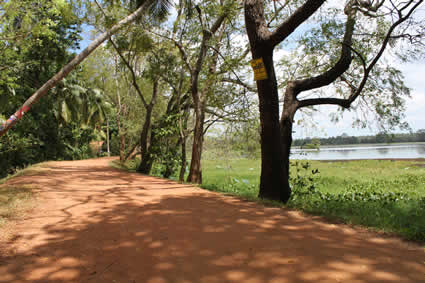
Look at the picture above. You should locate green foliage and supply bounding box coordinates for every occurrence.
[201,158,425,242]
[149,113,183,178]
[0,0,104,178]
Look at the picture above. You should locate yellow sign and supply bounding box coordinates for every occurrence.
[250,58,268,81]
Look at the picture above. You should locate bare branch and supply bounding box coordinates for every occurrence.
[287,4,357,98]
[221,77,256,92]
[298,97,351,109]
[268,0,326,47]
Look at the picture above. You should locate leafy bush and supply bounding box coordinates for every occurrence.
[287,162,425,241]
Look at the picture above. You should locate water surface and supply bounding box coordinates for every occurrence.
[291,143,425,160]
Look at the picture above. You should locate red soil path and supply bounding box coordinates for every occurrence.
[0,158,424,283]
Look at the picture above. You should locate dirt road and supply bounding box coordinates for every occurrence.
[0,158,424,282]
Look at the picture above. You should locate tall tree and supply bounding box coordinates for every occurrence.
[244,0,425,202]
[150,0,244,183]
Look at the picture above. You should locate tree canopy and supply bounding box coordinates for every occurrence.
[1,0,424,201]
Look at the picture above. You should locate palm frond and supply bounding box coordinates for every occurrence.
[148,0,173,20]
[133,0,173,21]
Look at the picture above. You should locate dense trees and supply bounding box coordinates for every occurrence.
[0,0,87,177]
[1,0,424,203]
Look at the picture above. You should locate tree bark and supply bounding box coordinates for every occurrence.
[254,52,291,202]
[137,127,155,174]
[244,0,293,202]
[114,66,126,162]
[187,99,205,183]
[179,135,187,182]
[137,80,159,174]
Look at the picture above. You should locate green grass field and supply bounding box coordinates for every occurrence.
[201,159,425,242]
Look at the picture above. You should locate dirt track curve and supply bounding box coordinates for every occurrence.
[0,158,424,283]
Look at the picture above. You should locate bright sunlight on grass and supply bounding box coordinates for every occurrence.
[0,185,34,227]
[201,159,425,242]
[0,163,46,227]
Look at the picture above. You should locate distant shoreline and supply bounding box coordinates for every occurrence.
[318,158,425,163]
[292,141,425,150]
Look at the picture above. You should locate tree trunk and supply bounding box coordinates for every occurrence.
[187,99,205,183]
[280,89,298,184]
[255,52,291,202]
[124,142,139,161]
[137,126,155,174]
[280,118,293,185]
[179,135,187,182]
[244,0,293,203]
[137,105,154,174]
[114,69,126,162]
[106,119,110,156]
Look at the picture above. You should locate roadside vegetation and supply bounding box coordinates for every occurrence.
[0,164,46,227]
[202,158,425,242]
[111,157,425,242]
[0,185,35,228]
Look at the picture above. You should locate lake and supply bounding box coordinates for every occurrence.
[291,143,425,160]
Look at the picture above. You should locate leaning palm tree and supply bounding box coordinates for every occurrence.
[0,0,172,137]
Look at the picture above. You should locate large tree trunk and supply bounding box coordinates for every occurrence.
[185,14,226,184]
[280,86,299,190]
[137,127,155,174]
[0,2,149,137]
[137,105,154,174]
[137,80,158,174]
[244,0,292,202]
[255,52,291,202]
[187,100,205,183]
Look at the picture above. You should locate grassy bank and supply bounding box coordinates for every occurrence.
[0,164,45,227]
[201,159,425,242]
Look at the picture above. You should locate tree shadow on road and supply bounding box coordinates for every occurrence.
[1,160,424,282]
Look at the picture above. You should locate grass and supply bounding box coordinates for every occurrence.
[0,185,35,227]
[109,159,139,172]
[0,162,51,185]
[0,163,46,227]
[201,159,425,242]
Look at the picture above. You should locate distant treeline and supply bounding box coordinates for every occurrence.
[293,130,425,147]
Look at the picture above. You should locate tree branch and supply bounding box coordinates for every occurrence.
[288,3,357,98]
[346,0,423,104]
[221,77,256,92]
[298,97,351,109]
[268,0,326,47]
